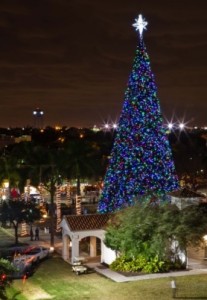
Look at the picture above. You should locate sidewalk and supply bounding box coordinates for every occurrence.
[93,265,207,283]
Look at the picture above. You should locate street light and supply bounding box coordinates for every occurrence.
[179,123,185,130]
[167,123,174,130]
[3,180,9,189]
[2,180,9,200]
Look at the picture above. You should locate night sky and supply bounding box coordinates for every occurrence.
[0,0,207,128]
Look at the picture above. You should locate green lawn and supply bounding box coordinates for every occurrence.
[7,255,207,300]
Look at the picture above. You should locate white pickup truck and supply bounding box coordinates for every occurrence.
[22,246,50,264]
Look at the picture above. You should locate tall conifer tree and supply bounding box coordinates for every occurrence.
[99,15,179,213]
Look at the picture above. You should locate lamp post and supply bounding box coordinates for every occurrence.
[203,235,207,259]
[2,180,9,201]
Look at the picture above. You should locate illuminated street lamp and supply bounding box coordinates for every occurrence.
[3,180,9,189]
[2,180,9,200]
[203,235,207,242]
[167,123,174,130]
[179,123,185,130]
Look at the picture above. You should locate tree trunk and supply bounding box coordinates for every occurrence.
[49,184,56,247]
[56,185,61,232]
[77,176,81,196]
[50,214,55,247]
[14,223,19,245]
[66,180,71,207]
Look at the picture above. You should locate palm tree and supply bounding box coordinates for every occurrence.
[0,148,21,195]
[13,142,63,247]
[0,200,41,245]
[62,139,102,196]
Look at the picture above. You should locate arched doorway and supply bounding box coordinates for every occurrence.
[79,236,101,263]
[61,214,113,264]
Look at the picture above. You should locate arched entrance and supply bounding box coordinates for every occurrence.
[79,236,101,263]
[62,231,104,264]
[61,214,114,264]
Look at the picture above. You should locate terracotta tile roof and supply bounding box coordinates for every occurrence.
[64,214,112,231]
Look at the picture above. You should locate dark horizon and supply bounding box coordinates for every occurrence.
[0,0,206,128]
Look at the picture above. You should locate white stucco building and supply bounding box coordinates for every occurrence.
[61,214,116,265]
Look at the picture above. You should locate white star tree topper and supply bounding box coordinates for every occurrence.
[132,14,148,37]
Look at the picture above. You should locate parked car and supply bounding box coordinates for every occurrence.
[0,247,38,279]
[12,257,34,279]
[22,246,50,264]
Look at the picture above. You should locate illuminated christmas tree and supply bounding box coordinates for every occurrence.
[98,15,179,213]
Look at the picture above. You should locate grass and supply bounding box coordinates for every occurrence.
[7,255,207,300]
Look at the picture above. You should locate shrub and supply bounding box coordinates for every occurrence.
[142,255,165,273]
[110,254,185,274]
[110,255,147,273]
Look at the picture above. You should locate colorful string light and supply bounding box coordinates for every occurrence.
[98,17,179,213]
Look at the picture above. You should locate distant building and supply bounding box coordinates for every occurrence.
[14,135,32,143]
[0,134,32,149]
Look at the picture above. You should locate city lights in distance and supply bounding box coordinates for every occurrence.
[93,120,207,132]
[101,121,188,131]
[102,122,118,130]
[166,119,189,131]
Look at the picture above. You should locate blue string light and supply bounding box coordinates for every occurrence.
[98,17,179,213]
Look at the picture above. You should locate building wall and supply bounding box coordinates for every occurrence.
[61,219,116,264]
[101,243,116,265]
[188,245,206,260]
